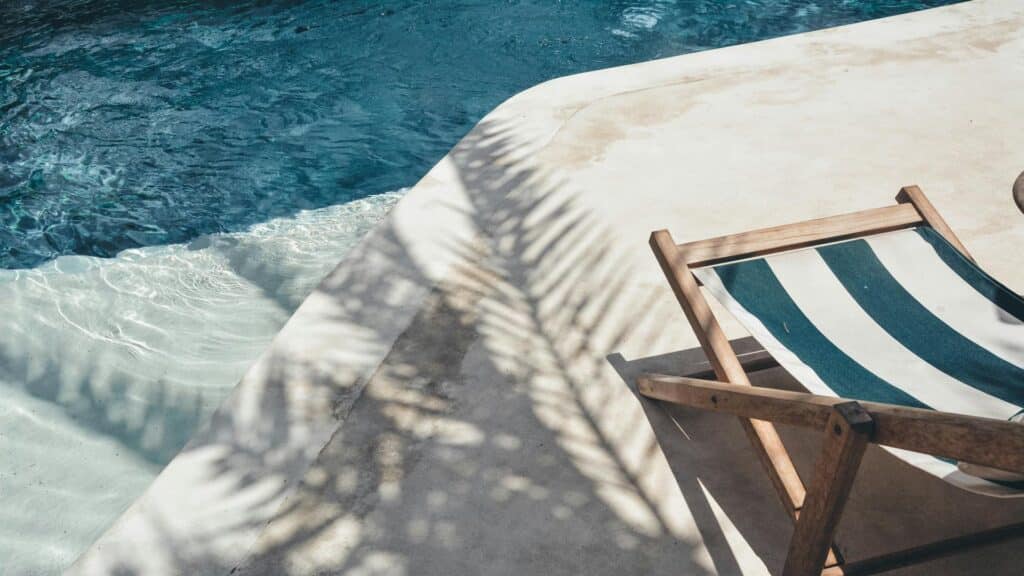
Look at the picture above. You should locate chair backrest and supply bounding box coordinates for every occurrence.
[691,226,1024,496]
[694,226,1024,413]
[652,186,1024,496]
[648,186,963,394]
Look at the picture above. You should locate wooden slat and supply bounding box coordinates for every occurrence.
[682,348,779,381]
[676,203,922,268]
[638,373,832,428]
[784,403,873,576]
[895,185,974,262]
[638,374,1024,475]
[820,520,1024,576]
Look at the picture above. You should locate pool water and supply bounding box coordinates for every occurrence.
[1,0,957,269]
[0,0,958,573]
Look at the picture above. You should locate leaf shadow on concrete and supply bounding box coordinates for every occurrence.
[59,109,1024,576]
[221,115,732,575]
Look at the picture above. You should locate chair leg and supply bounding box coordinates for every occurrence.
[783,402,874,576]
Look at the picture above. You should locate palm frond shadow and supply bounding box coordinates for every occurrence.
[229,117,732,574]
[73,116,743,574]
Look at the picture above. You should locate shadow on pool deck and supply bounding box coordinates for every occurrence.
[608,344,1024,575]
[57,113,713,574]
[219,115,726,575]
[72,108,1024,575]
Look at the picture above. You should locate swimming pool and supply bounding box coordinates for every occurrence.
[0,0,959,573]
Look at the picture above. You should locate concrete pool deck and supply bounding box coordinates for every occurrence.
[70,0,1024,574]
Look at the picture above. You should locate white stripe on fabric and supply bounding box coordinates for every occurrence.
[866,230,1024,370]
[765,248,1020,420]
[694,261,1022,498]
[694,266,838,400]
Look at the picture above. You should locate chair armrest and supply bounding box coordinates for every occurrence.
[638,373,1024,475]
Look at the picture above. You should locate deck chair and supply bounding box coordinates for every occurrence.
[639,186,1024,576]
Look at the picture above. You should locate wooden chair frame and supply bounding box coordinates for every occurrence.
[641,186,1024,576]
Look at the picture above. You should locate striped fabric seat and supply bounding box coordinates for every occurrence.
[692,227,1024,497]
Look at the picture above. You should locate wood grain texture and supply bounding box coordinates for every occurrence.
[676,204,922,268]
[651,230,845,569]
[896,185,974,261]
[783,403,873,576]
[650,230,808,514]
[681,348,778,381]
[638,374,1024,475]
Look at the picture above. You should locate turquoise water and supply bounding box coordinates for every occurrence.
[1,0,957,270]
[0,0,961,573]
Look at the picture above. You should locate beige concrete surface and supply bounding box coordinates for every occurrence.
[69,0,1024,574]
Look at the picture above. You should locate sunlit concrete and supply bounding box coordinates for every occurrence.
[69,0,1024,574]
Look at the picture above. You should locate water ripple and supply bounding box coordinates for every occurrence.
[0,0,957,269]
[0,191,400,573]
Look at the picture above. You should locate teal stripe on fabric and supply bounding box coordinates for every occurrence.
[818,239,1024,408]
[712,259,929,409]
[915,227,1024,323]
